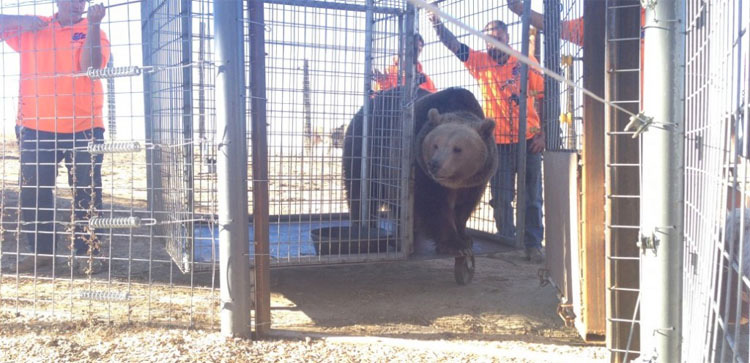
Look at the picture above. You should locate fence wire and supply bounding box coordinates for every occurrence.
[683,0,750,361]
[0,0,220,329]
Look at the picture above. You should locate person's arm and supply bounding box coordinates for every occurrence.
[428,8,471,62]
[0,15,47,38]
[507,0,545,30]
[80,4,106,71]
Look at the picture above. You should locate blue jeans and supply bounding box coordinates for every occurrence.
[490,142,544,248]
[19,127,104,256]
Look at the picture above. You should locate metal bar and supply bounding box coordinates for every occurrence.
[399,4,416,258]
[638,0,685,360]
[609,68,641,73]
[514,0,531,251]
[180,0,195,273]
[359,0,375,227]
[198,21,206,141]
[104,0,142,9]
[607,256,642,261]
[607,37,641,42]
[607,163,640,167]
[608,318,642,323]
[607,224,640,229]
[564,58,576,150]
[543,0,561,150]
[215,0,252,339]
[262,0,402,15]
[248,0,271,338]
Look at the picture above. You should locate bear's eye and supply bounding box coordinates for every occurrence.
[453,147,462,153]
[433,144,438,150]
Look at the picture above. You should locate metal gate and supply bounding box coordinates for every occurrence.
[682,0,750,361]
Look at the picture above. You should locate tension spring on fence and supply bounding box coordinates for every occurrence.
[78,290,131,302]
[87,141,143,154]
[86,66,143,80]
[88,216,156,229]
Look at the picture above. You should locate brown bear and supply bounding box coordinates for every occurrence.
[343,87,497,255]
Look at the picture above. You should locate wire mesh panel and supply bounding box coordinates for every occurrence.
[0,0,220,329]
[259,0,411,266]
[543,0,583,152]
[604,0,643,360]
[141,0,217,273]
[683,0,750,361]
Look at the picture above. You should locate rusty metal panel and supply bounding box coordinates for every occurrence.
[543,151,579,327]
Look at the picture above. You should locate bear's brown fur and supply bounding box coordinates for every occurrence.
[343,87,497,255]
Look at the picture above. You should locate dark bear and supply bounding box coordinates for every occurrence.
[343,87,497,255]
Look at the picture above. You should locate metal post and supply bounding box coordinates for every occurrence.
[359,0,375,226]
[515,0,532,250]
[248,0,271,337]
[639,0,684,360]
[215,0,251,339]
[543,0,561,150]
[399,4,416,256]
[180,0,195,272]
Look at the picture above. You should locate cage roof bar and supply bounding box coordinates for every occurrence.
[263,0,403,15]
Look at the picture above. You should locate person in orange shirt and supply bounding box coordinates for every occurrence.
[0,0,110,274]
[373,33,437,94]
[429,11,546,263]
[507,0,645,103]
[507,0,584,47]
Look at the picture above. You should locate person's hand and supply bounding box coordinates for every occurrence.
[372,68,386,82]
[529,131,545,153]
[17,16,47,32]
[87,3,106,26]
[507,0,524,15]
[427,4,441,25]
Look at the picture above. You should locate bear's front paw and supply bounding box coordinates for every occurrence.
[459,234,474,250]
[435,243,460,256]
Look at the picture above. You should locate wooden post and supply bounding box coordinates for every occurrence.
[248,0,271,337]
[580,0,606,339]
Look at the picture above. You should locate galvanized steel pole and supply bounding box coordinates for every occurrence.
[639,0,684,360]
[515,0,532,250]
[359,0,375,226]
[215,0,252,339]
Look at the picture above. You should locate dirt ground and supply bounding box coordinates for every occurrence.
[0,138,606,361]
[1,255,606,362]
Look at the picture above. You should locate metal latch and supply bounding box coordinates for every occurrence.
[624,111,654,138]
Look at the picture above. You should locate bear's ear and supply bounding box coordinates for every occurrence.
[478,119,495,138]
[428,108,442,124]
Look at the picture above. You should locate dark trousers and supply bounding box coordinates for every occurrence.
[19,127,104,255]
[489,142,544,248]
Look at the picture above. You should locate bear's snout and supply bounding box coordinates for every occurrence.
[427,159,441,174]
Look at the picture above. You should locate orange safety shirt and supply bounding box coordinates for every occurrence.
[2,15,111,133]
[373,58,437,93]
[463,49,544,144]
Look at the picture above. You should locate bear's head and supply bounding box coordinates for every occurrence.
[419,108,497,189]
